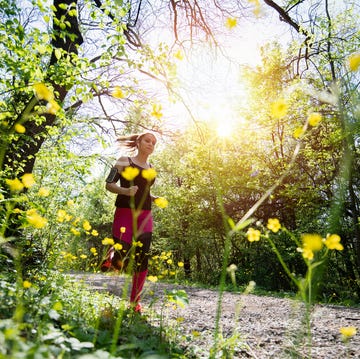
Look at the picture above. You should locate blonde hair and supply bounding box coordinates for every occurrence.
[116,132,157,149]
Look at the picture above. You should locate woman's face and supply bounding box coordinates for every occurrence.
[138,134,157,155]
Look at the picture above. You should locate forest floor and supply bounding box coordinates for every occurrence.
[72,272,360,359]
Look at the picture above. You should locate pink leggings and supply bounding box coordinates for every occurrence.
[112,207,153,243]
[111,207,153,272]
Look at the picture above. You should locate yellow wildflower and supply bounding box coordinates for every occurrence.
[102,237,114,246]
[14,123,26,133]
[267,218,281,233]
[270,99,288,119]
[91,229,99,236]
[154,197,168,208]
[324,234,343,251]
[167,259,173,265]
[308,112,322,127]
[57,209,67,223]
[114,243,123,251]
[301,247,314,261]
[82,220,91,231]
[340,326,357,339]
[53,302,63,311]
[225,17,237,29]
[293,127,305,139]
[22,173,35,188]
[70,228,81,236]
[300,233,323,260]
[46,99,61,114]
[38,187,50,197]
[120,226,126,233]
[80,254,87,259]
[147,275,158,283]
[90,247,97,255]
[142,168,157,181]
[122,166,140,181]
[348,52,360,72]
[174,50,184,60]
[151,103,163,119]
[5,178,24,192]
[111,86,125,99]
[34,83,54,101]
[249,0,261,16]
[246,228,261,242]
[23,280,32,288]
[302,233,323,252]
[177,262,184,268]
[26,209,47,228]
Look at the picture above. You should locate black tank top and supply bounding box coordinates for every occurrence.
[115,157,155,210]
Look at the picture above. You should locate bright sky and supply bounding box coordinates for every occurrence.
[165,11,293,137]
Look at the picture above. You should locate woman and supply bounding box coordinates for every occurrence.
[104,132,157,312]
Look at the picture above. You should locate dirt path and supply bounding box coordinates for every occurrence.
[71,273,360,358]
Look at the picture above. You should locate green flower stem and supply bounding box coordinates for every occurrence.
[266,235,300,290]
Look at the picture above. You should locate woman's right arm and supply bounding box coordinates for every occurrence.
[105,157,138,196]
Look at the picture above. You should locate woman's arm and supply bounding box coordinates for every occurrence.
[105,157,139,196]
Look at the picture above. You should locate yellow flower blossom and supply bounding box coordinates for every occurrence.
[82,220,91,231]
[308,112,322,127]
[14,123,26,133]
[293,127,305,139]
[151,103,163,119]
[114,243,123,251]
[80,254,87,259]
[324,234,343,251]
[225,17,237,29]
[142,168,157,181]
[122,166,140,181]
[46,99,61,114]
[167,259,173,265]
[267,218,281,233]
[177,262,184,267]
[23,280,32,288]
[90,247,97,255]
[300,233,323,260]
[270,99,288,119]
[133,240,143,247]
[340,326,357,338]
[302,233,323,252]
[53,302,63,311]
[70,228,81,236]
[5,178,24,192]
[57,209,68,223]
[22,173,35,188]
[102,237,114,246]
[38,187,50,197]
[26,209,47,228]
[111,86,125,99]
[91,229,99,236]
[301,247,314,261]
[154,197,168,208]
[120,226,126,233]
[174,50,184,60]
[34,83,54,101]
[147,275,158,283]
[348,52,360,72]
[248,0,261,16]
[246,228,261,242]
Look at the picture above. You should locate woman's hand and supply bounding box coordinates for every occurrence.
[127,186,139,196]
